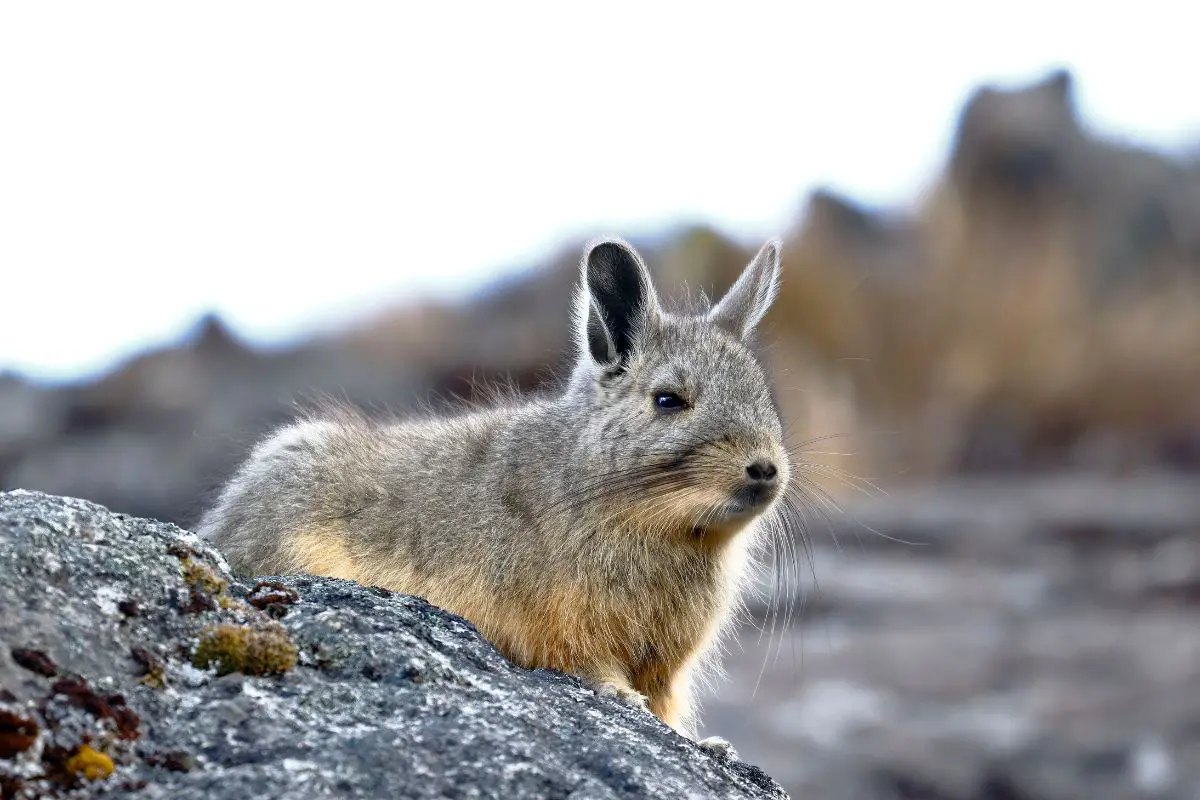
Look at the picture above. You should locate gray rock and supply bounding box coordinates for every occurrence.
[0,489,787,799]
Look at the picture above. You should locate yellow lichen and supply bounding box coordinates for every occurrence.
[180,558,227,594]
[216,594,240,611]
[65,744,113,781]
[192,623,298,676]
[138,666,167,689]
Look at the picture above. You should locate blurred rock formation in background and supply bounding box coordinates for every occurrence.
[3,69,1198,525]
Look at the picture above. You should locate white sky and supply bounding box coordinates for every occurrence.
[1,2,1197,382]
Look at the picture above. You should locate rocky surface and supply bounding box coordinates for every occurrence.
[5,479,1198,800]
[0,490,786,799]
[702,473,1200,800]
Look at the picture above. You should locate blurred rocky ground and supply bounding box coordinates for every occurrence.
[2,68,1200,798]
[704,474,1200,799]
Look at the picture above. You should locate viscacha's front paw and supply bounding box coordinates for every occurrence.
[592,681,650,712]
[697,735,739,761]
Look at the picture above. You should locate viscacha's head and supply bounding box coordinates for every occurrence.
[564,236,789,545]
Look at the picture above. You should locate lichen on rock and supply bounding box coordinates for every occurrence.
[64,745,113,781]
[191,623,298,677]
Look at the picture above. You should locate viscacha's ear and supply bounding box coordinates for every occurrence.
[574,237,658,369]
[708,238,782,338]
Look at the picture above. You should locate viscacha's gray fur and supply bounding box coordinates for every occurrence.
[198,237,792,756]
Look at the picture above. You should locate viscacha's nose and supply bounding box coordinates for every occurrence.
[745,459,778,485]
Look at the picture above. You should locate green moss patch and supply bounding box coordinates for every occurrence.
[192,623,298,677]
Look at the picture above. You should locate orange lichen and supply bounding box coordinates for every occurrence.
[65,744,113,781]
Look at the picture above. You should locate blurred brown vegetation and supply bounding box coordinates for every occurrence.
[763,68,1200,482]
[350,68,1200,488]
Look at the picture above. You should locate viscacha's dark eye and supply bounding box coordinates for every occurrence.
[653,392,687,412]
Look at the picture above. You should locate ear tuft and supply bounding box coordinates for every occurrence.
[575,237,658,369]
[707,238,783,338]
